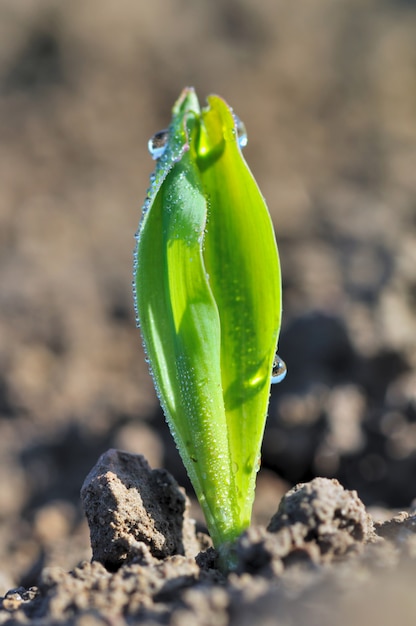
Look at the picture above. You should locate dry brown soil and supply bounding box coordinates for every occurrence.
[0,1,416,624]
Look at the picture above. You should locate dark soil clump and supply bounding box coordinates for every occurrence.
[80,449,199,570]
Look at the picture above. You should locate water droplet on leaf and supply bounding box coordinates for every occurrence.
[234,115,248,148]
[255,455,261,473]
[271,354,287,384]
[148,129,169,159]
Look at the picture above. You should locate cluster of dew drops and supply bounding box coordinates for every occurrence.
[148,113,248,160]
[147,115,286,386]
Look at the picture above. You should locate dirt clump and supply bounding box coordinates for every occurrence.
[80,449,200,570]
[268,477,377,554]
[232,477,377,578]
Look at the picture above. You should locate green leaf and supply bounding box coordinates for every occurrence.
[198,96,282,526]
[134,88,282,552]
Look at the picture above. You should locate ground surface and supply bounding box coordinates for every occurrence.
[0,0,416,624]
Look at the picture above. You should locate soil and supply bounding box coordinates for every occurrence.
[1,0,416,624]
[2,455,416,625]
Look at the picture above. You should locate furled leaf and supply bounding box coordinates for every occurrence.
[134,88,282,552]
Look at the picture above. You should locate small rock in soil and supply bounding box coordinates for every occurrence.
[80,449,200,570]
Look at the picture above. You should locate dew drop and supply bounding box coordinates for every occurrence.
[271,354,287,384]
[234,115,248,149]
[148,129,169,159]
[255,455,261,473]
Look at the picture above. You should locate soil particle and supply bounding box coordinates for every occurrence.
[80,449,200,570]
[375,510,416,555]
[1,586,37,613]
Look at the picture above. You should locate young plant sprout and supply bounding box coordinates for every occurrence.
[133,87,285,568]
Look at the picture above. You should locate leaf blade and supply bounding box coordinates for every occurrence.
[134,90,242,545]
[198,96,282,522]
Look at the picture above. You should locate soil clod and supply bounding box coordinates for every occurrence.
[268,477,376,559]
[80,449,199,570]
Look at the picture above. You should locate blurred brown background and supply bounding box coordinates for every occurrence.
[0,0,415,591]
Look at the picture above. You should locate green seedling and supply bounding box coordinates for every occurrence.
[133,87,284,568]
